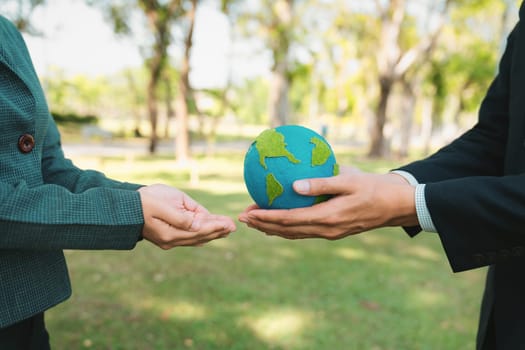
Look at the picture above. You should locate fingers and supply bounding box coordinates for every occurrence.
[244,200,333,227]
[238,169,418,241]
[192,213,236,233]
[238,204,260,223]
[165,226,233,247]
[239,197,327,230]
[245,212,348,240]
[139,185,195,231]
[239,196,357,240]
[156,203,196,231]
[293,173,352,197]
[145,213,235,249]
[138,185,236,249]
[169,213,235,244]
[241,204,326,234]
[182,193,211,215]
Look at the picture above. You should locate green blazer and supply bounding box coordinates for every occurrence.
[399,2,525,348]
[0,17,144,328]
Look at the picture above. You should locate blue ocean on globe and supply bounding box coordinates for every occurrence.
[243,124,339,209]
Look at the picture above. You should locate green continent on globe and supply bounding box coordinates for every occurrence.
[266,173,284,206]
[310,137,332,166]
[333,163,340,176]
[255,129,300,169]
[314,195,330,205]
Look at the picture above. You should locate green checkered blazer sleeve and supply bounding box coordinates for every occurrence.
[0,16,145,327]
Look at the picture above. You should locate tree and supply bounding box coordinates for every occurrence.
[267,0,294,127]
[367,0,450,157]
[172,0,197,162]
[235,0,298,127]
[301,2,371,132]
[122,67,148,138]
[1,0,46,33]
[89,0,199,158]
[193,0,243,156]
[418,0,506,154]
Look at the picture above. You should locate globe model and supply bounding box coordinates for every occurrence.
[243,124,339,209]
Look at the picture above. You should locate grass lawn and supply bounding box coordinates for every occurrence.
[46,148,486,350]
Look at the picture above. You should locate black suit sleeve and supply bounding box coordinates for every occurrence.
[397,24,525,272]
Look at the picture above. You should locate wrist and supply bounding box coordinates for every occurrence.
[384,181,419,227]
[383,172,413,186]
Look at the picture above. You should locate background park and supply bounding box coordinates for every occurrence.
[2,0,520,348]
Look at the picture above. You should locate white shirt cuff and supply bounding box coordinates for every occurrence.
[414,184,437,232]
[390,170,419,186]
[390,170,437,232]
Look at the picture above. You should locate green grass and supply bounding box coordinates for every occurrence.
[46,150,486,350]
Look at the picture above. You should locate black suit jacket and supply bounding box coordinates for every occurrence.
[399,3,525,349]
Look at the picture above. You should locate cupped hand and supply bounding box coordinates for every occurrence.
[238,167,417,240]
[138,184,236,249]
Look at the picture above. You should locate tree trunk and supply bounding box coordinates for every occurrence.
[175,87,189,163]
[268,0,293,127]
[124,71,143,137]
[269,63,290,127]
[369,77,392,157]
[143,3,174,154]
[398,79,416,158]
[370,0,404,158]
[164,75,175,139]
[421,98,434,156]
[175,0,197,163]
[146,50,164,153]
[147,81,159,153]
[369,0,448,158]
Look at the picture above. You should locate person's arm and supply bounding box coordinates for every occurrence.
[42,117,142,192]
[240,20,523,272]
[0,177,144,251]
[138,184,235,249]
[0,116,235,251]
[239,167,418,240]
[394,19,524,271]
[390,170,437,234]
[0,16,235,251]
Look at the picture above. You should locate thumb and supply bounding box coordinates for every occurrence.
[293,176,346,196]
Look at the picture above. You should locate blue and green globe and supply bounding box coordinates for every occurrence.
[243,125,339,209]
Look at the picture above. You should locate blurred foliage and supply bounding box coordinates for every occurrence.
[0,0,46,34]
[6,0,521,155]
[51,112,98,125]
[232,77,269,124]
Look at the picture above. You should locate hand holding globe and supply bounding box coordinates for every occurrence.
[243,125,339,209]
[240,158,418,240]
